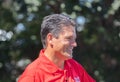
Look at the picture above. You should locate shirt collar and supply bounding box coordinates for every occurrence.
[38,49,65,73]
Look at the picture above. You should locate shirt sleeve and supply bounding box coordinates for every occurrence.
[70,59,96,82]
[78,64,96,82]
[18,70,43,82]
[82,69,96,82]
[18,75,34,82]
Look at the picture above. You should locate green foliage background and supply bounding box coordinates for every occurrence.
[0,0,120,82]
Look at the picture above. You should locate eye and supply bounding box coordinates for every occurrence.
[65,36,76,42]
[66,37,71,40]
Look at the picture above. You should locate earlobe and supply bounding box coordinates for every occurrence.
[49,40,53,48]
[49,41,52,44]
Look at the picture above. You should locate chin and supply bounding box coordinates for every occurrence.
[64,56,72,60]
[65,53,73,59]
[62,52,73,60]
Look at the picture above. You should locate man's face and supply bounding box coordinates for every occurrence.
[52,26,77,60]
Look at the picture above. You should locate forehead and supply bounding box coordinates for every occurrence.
[60,26,76,37]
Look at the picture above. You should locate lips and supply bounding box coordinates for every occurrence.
[67,47,73,51]
[66,48,73,54]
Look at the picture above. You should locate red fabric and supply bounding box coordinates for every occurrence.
[18,49,96,82]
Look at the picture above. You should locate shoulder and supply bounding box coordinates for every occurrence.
[18,58,42,82]
[67,59,96,82]
[67,59,84,69]
[66,59,87,75]
[25,58,41,74]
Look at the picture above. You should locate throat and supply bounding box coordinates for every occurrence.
[55,60,65,69]
[44,51,65,69]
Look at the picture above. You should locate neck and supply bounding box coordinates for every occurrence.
[44,48,65,69]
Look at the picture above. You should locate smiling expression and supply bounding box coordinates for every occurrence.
[51,26,77,60]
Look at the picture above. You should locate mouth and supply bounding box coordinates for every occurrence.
[68,47,73,51]
[66,48,73,54]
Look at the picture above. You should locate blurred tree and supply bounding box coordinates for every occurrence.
[0,0,120,82]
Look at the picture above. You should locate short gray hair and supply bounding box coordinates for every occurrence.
[40,14,76,48]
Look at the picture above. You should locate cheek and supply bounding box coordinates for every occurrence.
[61,41,70,49]
[53,40,70,50]
[62,40,70,46]
[54,42,66,50]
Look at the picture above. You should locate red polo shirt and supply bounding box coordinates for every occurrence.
[18,49,96,82]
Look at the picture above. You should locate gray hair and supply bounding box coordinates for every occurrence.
[40,14,76,48]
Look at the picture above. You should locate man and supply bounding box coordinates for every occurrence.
[18,14,96,82]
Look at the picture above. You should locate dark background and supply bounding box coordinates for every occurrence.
[0,0,120,82]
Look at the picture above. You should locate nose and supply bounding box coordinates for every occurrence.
[71,41,77,47]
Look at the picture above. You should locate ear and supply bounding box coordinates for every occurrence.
[46,33,53,45]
